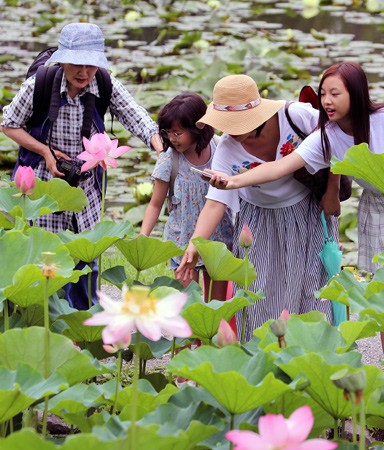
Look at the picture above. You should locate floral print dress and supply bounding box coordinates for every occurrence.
[152,139,233,267]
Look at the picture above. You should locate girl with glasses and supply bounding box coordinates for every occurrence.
[141,92,233,301]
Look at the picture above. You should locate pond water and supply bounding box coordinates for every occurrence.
[0,0,382,248]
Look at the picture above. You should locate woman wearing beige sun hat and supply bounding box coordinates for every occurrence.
[177,74,339,341]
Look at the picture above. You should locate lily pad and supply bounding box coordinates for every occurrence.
[168,345,290,414]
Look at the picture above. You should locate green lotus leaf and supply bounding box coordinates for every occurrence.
[338,320,380,352]
[117,380,178,420]
[56,310,103,342]
[101,265,127,288]
[46,382,105,432]
[331,143,384,193]
[58,220,134,262]
[137,402,221,445]
[0,327,108,385]
[64,423,217,450]
[167,345,290,414]
[319,271,384,328]
[278,353,384,419]
[115,234,184,271]
[192,237,256,285]
[0,187,60,221]
[0,363,67,423]
[31,177,88,212]
[182,296,249,341]
[3,265,89,307]
[0,429,56,450]
[129,334,176,360]
[254,315,347,354]
[0,227,78,303]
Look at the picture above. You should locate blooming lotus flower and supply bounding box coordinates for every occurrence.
[226,406,338,450]
[239,223,252,248]
[14,165,35,195]
[84,285,192,346]
[217,319,237,347]
[78,132,131,171]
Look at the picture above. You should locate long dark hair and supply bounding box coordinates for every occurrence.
[158,92,214,156]
[318,62,384,161]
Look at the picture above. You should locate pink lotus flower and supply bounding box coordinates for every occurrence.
[239,223,252,248]
[217,319,237,347]
[84,285,192,346]
[14,165,35,195]
[226,406,338,450]
[77,132,131,171]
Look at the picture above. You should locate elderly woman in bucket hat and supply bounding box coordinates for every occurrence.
[1,22,162,310]
[177,74,339,341]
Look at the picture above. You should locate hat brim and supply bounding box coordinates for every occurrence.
[44,49,110,70]
[196,98,285,135]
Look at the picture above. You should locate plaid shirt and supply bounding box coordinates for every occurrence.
[2,73,158,233]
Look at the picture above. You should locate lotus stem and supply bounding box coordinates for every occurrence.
[22,194,26,221]
[240,248,250,344]
[207,279,213,302]
[333,417,338,439]
[97,169,107,291]
[88,268,93,309]
[111,349,122,415]
[3,299,9,331]
[129,332,141,449]
[240,307,247,345]
[101,169,106,222]
[42,277,50,438]
[358,396,366,450]
[350,392,357,444]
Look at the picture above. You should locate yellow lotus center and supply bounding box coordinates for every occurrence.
[122,287,157,316]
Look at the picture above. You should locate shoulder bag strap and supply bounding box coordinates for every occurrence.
[284,101,308,141]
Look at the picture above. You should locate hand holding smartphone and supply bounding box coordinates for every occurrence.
[190,167,213,179]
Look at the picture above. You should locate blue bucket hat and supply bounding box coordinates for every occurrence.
[45,23,110,70]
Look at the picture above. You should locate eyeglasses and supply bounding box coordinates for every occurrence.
[160,129,186,140]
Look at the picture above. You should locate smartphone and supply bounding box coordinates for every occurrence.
[190,167,213,179]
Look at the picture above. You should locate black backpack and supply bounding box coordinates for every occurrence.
[25,47,112,139]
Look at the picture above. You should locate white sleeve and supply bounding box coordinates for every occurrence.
[288,102,319,136]
[295,130,329,173]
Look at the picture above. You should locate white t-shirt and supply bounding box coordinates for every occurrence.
[207,102,319,211]
[295,108,384,193]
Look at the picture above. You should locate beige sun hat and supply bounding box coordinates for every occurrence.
[197,74,285,135]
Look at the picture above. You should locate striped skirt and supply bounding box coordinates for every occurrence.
[234,194,337,341]
[358,189,384,273]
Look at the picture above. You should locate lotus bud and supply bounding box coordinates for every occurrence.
[14,166,35,195]
[331,369,367,404]
[270,319,288,348]
[270,319,288,338]
[217,319,237,347]
[239,224,252,248]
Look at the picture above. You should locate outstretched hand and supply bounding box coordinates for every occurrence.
[200,169,233,189]
[176,242,200,283]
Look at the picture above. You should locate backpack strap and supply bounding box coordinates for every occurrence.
[284,101,308,141]
[27,65,61,129]
[167,150,179,212]
[95,68,112,116]
[95,68,114,135]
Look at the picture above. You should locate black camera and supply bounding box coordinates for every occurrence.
[56,159,91,187]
